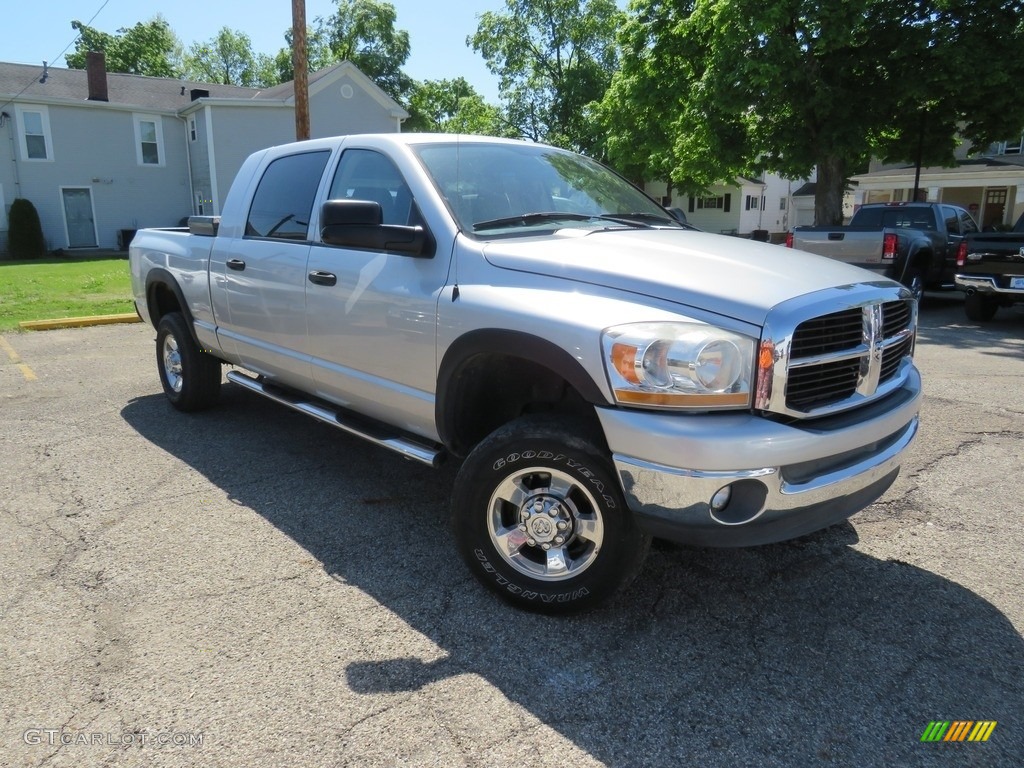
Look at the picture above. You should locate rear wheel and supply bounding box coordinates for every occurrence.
[964,292,999,322]
[156,312,222,411]
[452,415,651,613]
[902,266,924,303]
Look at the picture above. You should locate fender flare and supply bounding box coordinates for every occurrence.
[435,329,608,450]
[145,269,202,346]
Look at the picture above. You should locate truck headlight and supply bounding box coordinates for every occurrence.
[602,322,755,409]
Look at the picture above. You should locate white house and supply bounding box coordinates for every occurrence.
[647,171,813,240]
[0,54,408,254]
[850,147,1024,230]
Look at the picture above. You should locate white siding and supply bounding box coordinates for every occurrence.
[4,102,191,250]
[310,73,400,137]
[205,105,294,214]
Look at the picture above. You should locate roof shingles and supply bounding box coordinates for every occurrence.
[0,61,265,112]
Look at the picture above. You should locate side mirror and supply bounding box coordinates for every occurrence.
[319,199,434,258]
[665,206,688,225]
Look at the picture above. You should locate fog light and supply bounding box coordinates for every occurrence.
[710,486,732,512]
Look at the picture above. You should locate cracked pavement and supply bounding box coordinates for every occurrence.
[0,294,1021,767]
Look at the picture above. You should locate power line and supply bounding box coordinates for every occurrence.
[1,0,112,114]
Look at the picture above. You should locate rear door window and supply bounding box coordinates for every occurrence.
[246,150,331,240]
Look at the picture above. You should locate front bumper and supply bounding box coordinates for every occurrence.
[598,366,922,547]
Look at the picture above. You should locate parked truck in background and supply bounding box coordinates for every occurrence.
[787,202,978,300]
[129,134,921,613]
[955,212,1024,321]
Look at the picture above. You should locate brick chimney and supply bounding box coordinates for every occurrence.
[86,51,108,102]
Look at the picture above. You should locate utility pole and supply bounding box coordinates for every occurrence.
[292,0,310,141]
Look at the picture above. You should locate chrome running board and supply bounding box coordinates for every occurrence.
[226,370,444,468]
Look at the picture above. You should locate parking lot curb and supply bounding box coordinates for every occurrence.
[18,313,142,331]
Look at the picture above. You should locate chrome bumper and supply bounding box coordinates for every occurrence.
[598,367,921,547]
[955,274,1024,297]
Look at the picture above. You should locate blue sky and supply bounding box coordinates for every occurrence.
[5,0,506,101]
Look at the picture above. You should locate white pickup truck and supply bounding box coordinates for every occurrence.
[130,134,921,613]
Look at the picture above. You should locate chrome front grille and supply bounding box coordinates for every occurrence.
[756,285,917,419]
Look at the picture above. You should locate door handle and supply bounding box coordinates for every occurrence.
[308,270,337,286]
[226,259,246,271]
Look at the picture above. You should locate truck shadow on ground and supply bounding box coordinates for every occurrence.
[917,293,1024,357]
[121,385,1023,767]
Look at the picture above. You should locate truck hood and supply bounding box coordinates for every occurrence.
[482,228,889,326]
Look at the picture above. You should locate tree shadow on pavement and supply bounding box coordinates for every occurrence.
[122,385,1023,767]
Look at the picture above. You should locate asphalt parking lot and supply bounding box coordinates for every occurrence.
[1,293,1022,768]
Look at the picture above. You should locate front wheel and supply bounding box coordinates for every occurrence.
[452,416,651,613]
[156,312,222,411]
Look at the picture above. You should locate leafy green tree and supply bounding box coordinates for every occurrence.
[66,17,182,77]
[470,0,622,157]
[274,0,412,101]
[604,0,1024,225]
[184,27,275,87]
[273,25,337,84]
[405,78,513,136]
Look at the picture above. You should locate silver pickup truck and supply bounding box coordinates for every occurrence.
[130,134,921,613]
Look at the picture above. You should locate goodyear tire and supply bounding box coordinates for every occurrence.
[452,415,651,613]
[155,312,222,411]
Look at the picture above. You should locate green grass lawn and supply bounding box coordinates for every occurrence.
[0,256,135,331]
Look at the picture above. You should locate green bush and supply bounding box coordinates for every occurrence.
[8,198,46,260]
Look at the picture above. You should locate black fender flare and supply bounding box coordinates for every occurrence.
[145,269,202,346]
[896,238,934,283]
[435,329,609,451]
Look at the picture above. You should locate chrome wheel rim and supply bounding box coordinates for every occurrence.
[908,275,923,303]
[486,467,605,582]
[162,334,184,393]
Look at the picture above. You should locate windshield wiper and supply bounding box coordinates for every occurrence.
[472,210,680,233]
[473,211,595,231]
[596,212,677,227]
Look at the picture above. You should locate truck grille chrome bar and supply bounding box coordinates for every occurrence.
[755,284,917,419]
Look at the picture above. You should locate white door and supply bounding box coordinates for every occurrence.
[61,188,97,248]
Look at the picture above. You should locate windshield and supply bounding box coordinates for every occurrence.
[414,141,679,236]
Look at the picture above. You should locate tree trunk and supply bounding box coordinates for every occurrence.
[814,154,846,226]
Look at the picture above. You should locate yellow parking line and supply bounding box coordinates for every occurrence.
[0,334,38,382]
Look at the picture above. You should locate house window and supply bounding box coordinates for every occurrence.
[15,105,53,161]
[699,196,724,210]
[745,195,757,211]
[780,197,788,210]
[133,114,164,166]
[189,118,197,142]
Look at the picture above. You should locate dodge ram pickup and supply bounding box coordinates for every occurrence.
[130,134,921,613]
[787,202,978,299]
[955,212,1024,321]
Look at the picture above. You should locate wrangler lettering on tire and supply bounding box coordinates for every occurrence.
[452,416,650,613]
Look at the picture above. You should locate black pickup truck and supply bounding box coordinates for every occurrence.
[788,202,979,300]
[955,212,1024,321]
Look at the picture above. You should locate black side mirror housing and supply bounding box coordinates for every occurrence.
[319,199,434,258]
